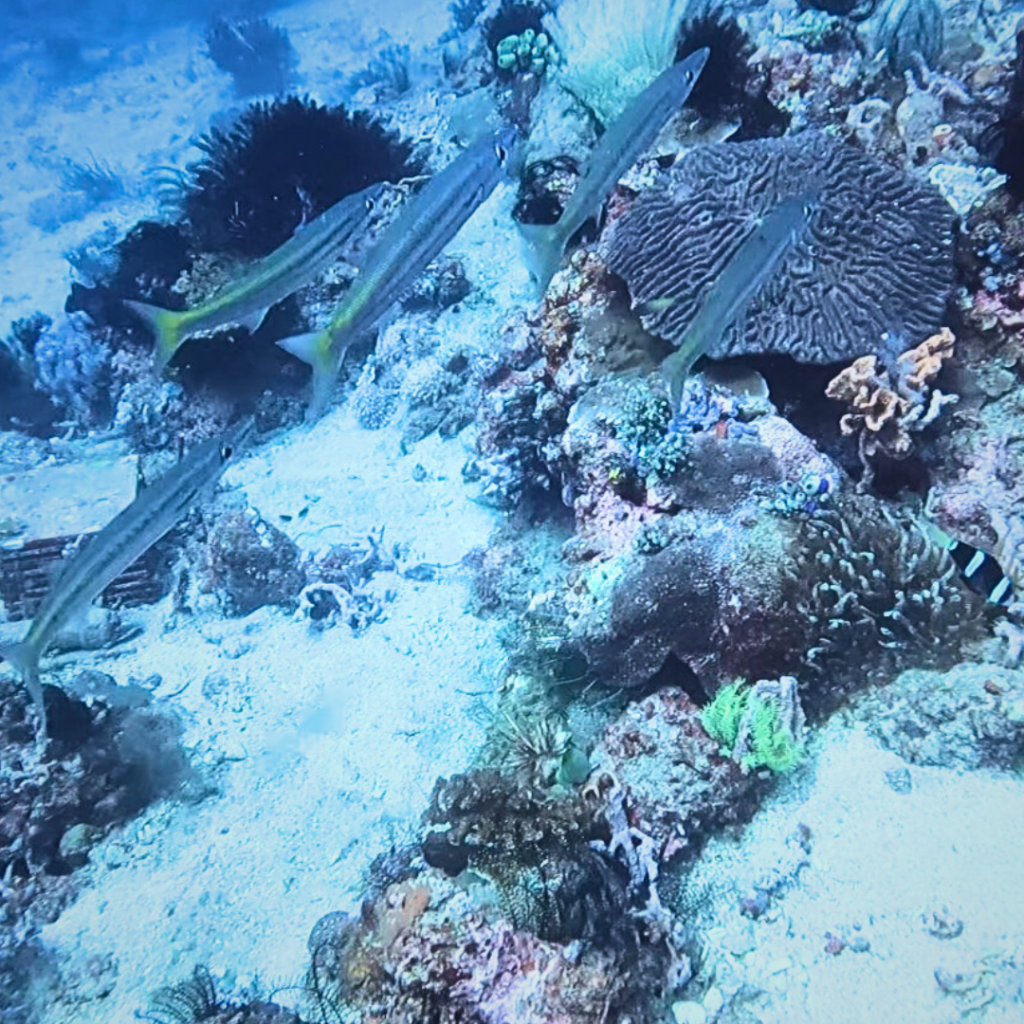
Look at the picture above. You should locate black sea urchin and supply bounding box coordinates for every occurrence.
[675,8,788,139]
[978,19,1024,200]
[205,15,298,97]
[177,96,422,258]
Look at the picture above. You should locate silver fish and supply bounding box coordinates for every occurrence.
[125,183,385,370]
[0,419,252,734]
[520,47,709,297]
[660,190,820,413]
[277,128,517,419]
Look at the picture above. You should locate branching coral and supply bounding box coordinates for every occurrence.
[825,327,957,483]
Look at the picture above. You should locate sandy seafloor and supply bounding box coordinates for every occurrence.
[1,0,1023,1022]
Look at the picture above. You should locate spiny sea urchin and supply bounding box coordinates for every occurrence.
[675,8,788,139]
[176,96,422,258]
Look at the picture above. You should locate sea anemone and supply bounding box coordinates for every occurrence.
[175,96,422,258]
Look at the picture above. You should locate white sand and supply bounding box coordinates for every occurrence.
[687,724,1024,1024]
[38,411,506,1021]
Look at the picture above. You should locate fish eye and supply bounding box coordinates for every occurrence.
[222,445,234,458]
[495,144,509,162]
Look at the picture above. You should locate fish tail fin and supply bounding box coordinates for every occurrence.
[518,222,564,299]
[276,330,341,421]
[662,332,705,415]
[124,299,183,371]
[0,639,47,734]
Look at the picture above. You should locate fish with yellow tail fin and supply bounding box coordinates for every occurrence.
[277,128,517,420]
[657,190,819,415]
[519,48,709,298]
[124,182,385,369]
[0,419,252,736]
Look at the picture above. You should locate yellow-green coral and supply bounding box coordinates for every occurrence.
[700,679,748,748]
[496,28,561,75]
[701,680,804,774]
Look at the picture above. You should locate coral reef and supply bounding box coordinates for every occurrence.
[303,752,693,1023]
[0,672,195,1020]
[856,662,1024,771]
[205,16,298,97]
[30,313,115,427]
[562,414,822,689]
[606,132,955,367]
[594,688,764,861]
[175,97,421,258]
[306,868,677,1024]
[825,328,958,484]
[470,249,659,511]
[199,506,306,616]
[548,0,688,124]
[555,381,984,707]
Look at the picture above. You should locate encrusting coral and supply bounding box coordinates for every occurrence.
[825,327,957,483]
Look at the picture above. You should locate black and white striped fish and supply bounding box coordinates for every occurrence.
[924,520,1015,605]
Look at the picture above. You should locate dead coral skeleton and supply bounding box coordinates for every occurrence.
[826,327,958,486]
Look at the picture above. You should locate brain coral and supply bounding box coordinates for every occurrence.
[605,132,955,366]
